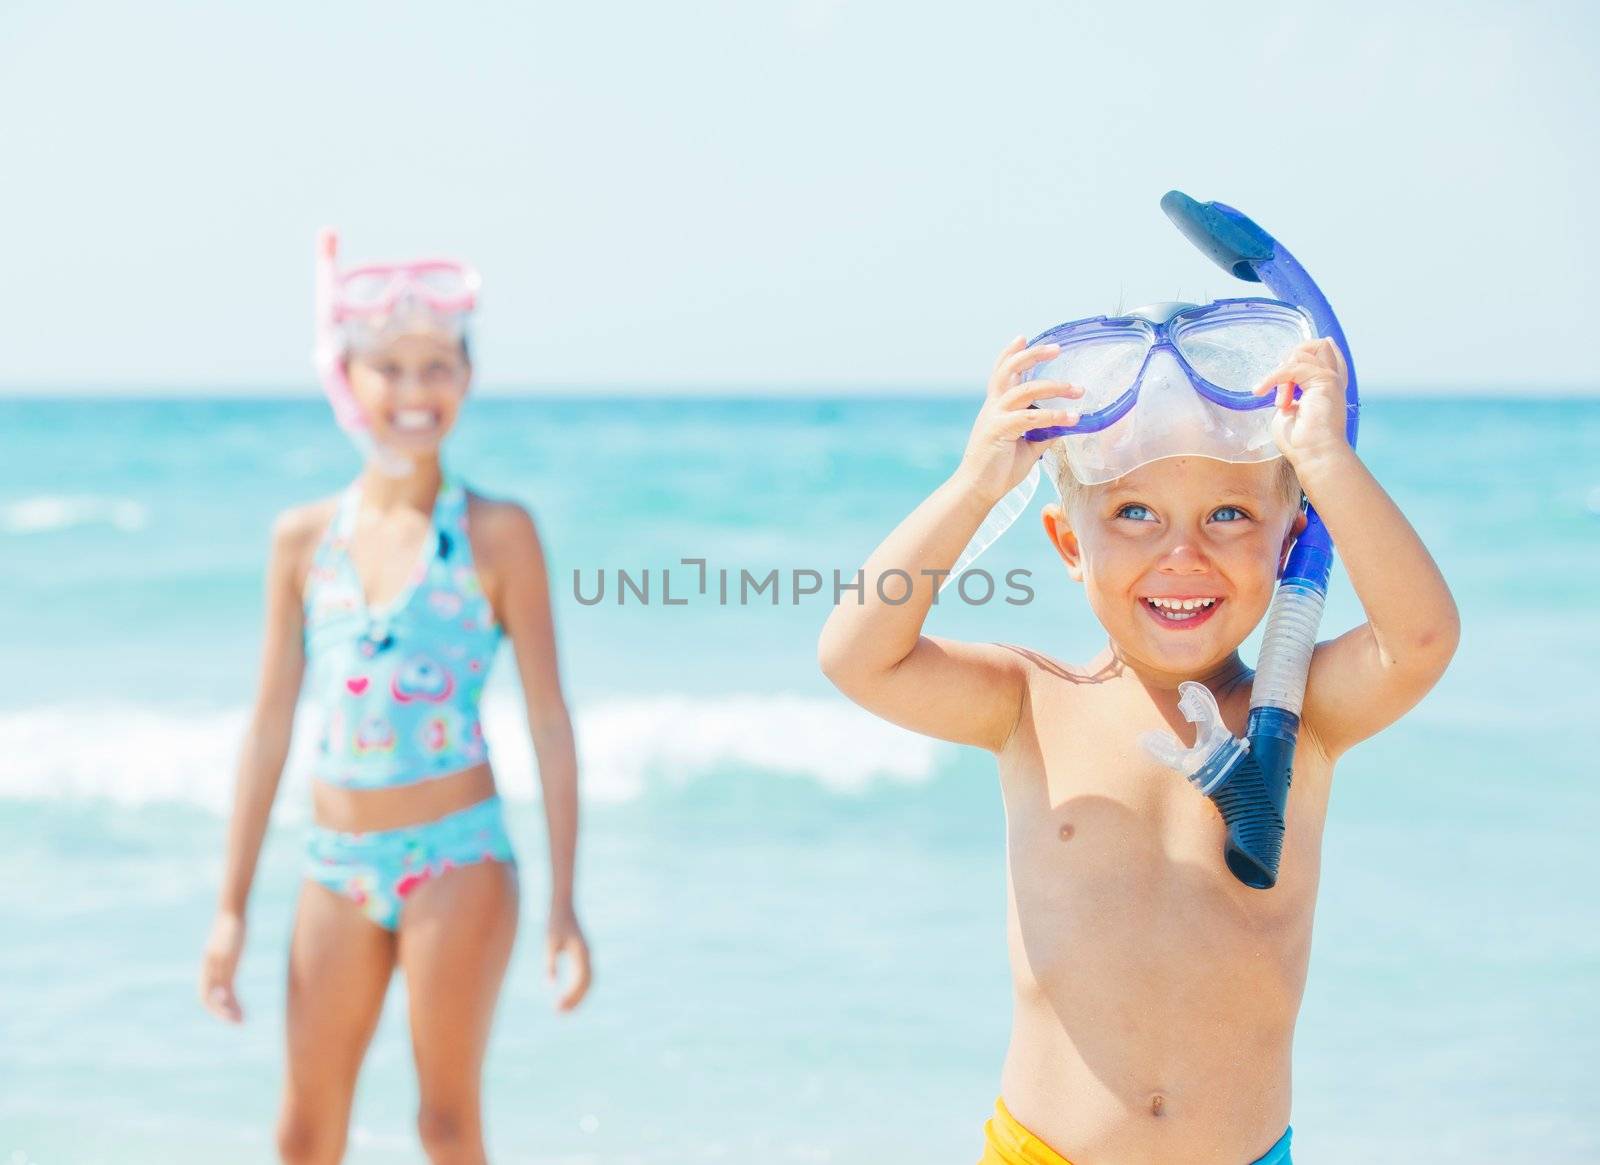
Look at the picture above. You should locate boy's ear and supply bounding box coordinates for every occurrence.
[1041,502,1085,583]
[1278,508,1309,574]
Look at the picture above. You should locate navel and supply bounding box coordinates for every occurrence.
[1057,822,1075,842]
[1148,1093,1166,1117]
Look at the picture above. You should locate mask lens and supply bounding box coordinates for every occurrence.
[340,270,397,311]
[1030,332,1150,414]
[1176,310,1308,395]
[411,266,471,301]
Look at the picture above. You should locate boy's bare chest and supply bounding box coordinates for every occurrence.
[993,681,1323,1157]
[996,678,1330,936]
[1004,685,1223,853]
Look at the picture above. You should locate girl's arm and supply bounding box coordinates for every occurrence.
[487,500,591,1013]
[818,338,1081,753]
[200,505,315,1023]
[1256,341,1460,758]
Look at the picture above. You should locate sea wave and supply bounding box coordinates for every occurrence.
[0,494,149,534]
[0,691,940,814]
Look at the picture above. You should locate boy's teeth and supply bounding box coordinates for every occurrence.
[394,409,436,432]
[1146,597,1217,620]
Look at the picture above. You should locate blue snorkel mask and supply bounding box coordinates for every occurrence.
[1021,296,1316,485]
[950,191,1360,889]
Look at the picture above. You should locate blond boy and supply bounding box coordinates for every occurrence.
[819,335,1457,1164]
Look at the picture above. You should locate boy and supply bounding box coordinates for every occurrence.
[818,331,1458,1163]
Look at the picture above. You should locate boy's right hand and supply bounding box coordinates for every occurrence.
[956,336,1082,504]
[199,909,246,1024]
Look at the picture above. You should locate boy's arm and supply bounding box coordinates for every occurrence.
[819,338,1079,753]
[1257,342,1460,759]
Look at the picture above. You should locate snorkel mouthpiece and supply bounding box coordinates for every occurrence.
[1140,681,1246,794]
[1139,191,1360,890]
[1140,682,1284,888]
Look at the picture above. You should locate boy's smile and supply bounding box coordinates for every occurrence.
[1042,456,1304,684]
[1138,593,1222,629]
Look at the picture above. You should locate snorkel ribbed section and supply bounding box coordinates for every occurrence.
[1208,725,1289,887]
[1151,191,1361,889]
[1250,582,1326,714]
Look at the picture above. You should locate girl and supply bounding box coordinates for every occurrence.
[199,232,590,1164]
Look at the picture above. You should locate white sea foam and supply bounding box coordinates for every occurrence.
[0,494,149,534]
[0,691,939,813]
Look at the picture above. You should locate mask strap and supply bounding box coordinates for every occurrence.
[941,457,1048,593]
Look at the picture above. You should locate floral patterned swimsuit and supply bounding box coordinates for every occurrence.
[301,472,515,929]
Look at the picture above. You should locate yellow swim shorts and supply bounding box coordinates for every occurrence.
[979,1097,1073,1165]
[979,1098,1295,1164]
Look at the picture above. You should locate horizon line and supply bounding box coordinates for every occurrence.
[6,382,1600,401]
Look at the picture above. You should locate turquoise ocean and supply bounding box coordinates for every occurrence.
[1,395,1597,1163]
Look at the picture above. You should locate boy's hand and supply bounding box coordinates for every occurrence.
[956,336,1082,504]
[1253,337,1353,471]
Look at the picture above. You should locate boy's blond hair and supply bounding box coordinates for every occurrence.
[1049,453,1302,513]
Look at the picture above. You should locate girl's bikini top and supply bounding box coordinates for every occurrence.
[302,474,502,789]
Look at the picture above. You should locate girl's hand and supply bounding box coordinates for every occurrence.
[546,907,592,1013]
[1253,338,1352,470]
[956,336,1082,505]
[199,910,246,1024]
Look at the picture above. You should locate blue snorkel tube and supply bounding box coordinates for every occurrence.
[1154,190,1360,889]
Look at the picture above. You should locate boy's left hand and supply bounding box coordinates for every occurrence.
[1253,337,1352,470]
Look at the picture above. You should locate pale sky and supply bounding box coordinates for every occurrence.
[2,1,1596,393]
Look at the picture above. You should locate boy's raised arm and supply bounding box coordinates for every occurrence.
[818,338,1080,753]
[1256,340,1460,758]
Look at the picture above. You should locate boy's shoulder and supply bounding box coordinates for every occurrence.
[994,643,1104,685]
[985,641,1117,748]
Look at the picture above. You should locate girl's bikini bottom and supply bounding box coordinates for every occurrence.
[304,795,515,931]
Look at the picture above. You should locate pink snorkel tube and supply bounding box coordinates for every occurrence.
[314,228,480,476]
[313,230,374,442]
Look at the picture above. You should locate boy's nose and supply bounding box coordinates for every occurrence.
[1156,538,1212,573]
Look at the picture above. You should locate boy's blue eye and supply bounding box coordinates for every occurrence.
[1210,505,1250,522]
[1115,503,1156,522]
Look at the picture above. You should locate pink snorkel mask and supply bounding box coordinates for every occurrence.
[313,229,481,475]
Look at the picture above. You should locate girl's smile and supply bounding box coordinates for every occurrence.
[347,330,470,455]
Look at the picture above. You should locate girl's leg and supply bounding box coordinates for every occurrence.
[397,860,520,1165]
[277,882,397,1165]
